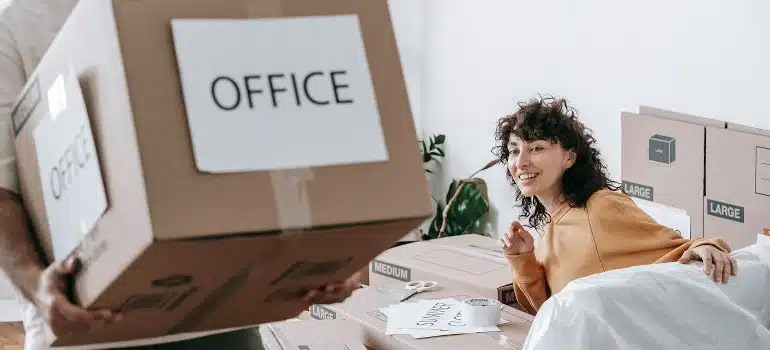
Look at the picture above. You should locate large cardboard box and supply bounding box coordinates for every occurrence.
[704,123,770,249]
[10,0,430,346]
[313,285,533,350]
[259,319,367,350]
[368,235,515,306]
[621,106,726,239]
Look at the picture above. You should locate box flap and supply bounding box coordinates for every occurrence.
[726,122,770,137]
[637,106,726,128]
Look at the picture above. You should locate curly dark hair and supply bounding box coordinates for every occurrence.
[492,95,620,231]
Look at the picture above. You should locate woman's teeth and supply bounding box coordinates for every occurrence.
[519,173,538,180]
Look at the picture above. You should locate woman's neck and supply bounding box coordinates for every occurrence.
[536,189,566,214]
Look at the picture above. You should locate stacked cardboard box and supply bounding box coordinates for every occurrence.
[367,235,516,306]
[621,106,725,239]
[704,123,770,249]
[622,106,770,249]
[11,0,430,346]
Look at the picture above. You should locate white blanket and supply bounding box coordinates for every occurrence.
[523,235,770,350]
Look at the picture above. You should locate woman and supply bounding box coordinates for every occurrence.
[493,96,736,315]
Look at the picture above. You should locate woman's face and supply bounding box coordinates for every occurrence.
[506,134,575,198]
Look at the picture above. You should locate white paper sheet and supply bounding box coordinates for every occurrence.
[380,298,505,339]
[632,197,691,239]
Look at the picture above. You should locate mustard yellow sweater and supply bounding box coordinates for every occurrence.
[505,189,730,315]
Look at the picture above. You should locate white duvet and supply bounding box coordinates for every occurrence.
[522,235,770,350]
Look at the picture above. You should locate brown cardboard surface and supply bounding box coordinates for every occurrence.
[259,319,367,350]
[621,110,724,238]
[11,0,430,346]
[705,125,770,250]
[322,285,533,350]
[368,235,515,305]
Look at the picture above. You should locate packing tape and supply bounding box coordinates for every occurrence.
[461,298,501,327]
[269,169,314,232]
[243,0,316,234]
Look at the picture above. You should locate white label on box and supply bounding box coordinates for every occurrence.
[33,70,107,261]
[170,16,388,173]
[632,198,691,239]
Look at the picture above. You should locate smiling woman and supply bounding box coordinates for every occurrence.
[493,96,619,230]
[492,95,736,316]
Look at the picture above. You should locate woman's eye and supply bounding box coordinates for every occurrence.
[532,146,543,152]
[510,149,520,155]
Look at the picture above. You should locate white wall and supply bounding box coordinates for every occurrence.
[420,0,770,238]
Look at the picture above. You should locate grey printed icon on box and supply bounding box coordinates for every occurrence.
[649,134,676,164]
[757,146,770,197]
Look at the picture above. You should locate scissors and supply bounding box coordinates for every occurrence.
[399,280,439,302]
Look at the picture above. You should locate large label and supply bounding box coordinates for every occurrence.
[371,260,410,282]
[706,199,745,223]
[33,71,107,261]
[309,304,337,320]
[622,180,654,201]
[170,16,388,173]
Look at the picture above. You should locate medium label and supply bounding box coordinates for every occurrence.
[371,260,410,282]
[170,16,388,173]
[622,180,654,201]
[33,71,108,261]
[309,304,337,320]
[707,199,745,223]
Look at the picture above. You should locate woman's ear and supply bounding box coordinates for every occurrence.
[565,150,577,168]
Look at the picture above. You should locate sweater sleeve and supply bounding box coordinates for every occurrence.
[588,191,731,270]
[505,250,549,315]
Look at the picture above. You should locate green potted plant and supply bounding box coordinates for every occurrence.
[417,134,498,241]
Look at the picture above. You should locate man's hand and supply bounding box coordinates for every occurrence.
[501,221,535,255]
[679,245,738,284]
[35,256,119,336]
[304,271,362,305]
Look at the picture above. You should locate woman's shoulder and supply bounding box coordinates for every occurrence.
[585,188,633,209]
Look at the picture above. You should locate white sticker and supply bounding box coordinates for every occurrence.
[632,198,691,239]
[33,69,107,261]
[171,15,389,173]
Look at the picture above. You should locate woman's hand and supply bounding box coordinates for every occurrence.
[501,221,535,255]
[679,245,737,284]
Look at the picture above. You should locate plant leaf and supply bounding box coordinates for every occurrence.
[436,134,446,144]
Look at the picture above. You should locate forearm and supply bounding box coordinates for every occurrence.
[506,250,549,314]
[0,190,45,304]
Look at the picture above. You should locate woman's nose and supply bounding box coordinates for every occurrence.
[516,152,531,168]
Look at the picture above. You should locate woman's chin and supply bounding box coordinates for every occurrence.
[519,187,537,197]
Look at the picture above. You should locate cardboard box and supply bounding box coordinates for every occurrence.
[259,319,367,350]
[11,0,430,346]
[314,285,533,350]
[704,123,770,249]
[368,235,515,305]
[621,107,726,239]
